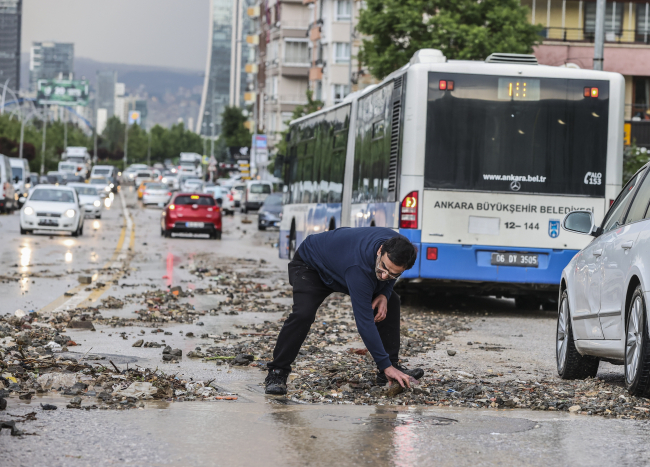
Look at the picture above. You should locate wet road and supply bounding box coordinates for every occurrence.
[2,187,650,466]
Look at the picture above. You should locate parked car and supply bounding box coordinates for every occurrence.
[68,183,103,219]
[242,180,273,213]
[0,154,17,213]
[257,193,282,230]
[160,193,222,239]
[558,164,650,396]
[20,185,84,236]
[142,182,172,206]
[89,177,112,198]
[9,158,30,201]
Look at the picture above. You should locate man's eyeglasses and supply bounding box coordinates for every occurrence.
[375,254,402,280]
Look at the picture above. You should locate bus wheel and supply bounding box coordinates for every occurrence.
[288,226,296,260]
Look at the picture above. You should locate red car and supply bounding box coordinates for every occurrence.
[161,193,222,239]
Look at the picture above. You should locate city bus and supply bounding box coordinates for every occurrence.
[278,49,624,308]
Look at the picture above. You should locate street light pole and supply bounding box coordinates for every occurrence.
[0,78,9,115]
[147,131,151,167]
[123,121,129,171]
[63,107,68,150]
[40,106,48,175]
[593,0,606,70]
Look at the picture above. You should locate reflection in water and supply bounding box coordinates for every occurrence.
[20,246,31,268]
[104,198,112,208]
[64,239,75,247]
[65,251,73,262]
[166,252,173,287]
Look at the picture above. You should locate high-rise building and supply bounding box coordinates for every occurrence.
[0,0,22,92]
[197,0,256,139]
[29,42,74,91]
[96,70,116,120]
[255,0,312,149]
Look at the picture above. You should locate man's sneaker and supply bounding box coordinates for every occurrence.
[375,365,425,386]
[265,369,289,395]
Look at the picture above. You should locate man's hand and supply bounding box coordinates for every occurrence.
[372,294,388,322]
[383,365,411,388]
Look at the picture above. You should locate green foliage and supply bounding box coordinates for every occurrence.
[357,0,543,79]
[220,106,251,148]
[98,118,203,165]
[624,142,650,184]
[0,113,91,173]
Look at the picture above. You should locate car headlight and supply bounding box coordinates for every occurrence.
[110,183,114,188]
[94,200,101,207]
[65,209,76,218]
[24,206,34,216]
[105,186,110,192]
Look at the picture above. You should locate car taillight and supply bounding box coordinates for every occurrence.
[426,247,438,260]
[144,192,149,196]
[228,194,233,201]
[400,191,418,229]
[167,192,171,196]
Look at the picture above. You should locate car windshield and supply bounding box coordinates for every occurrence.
[93,168,111,175]
[137,172,151,178]
[11,167,23,180]
[146,183,166,190]
[186,180,202,185]
[73,186,99,196]
[173,195,215,206]
[31,189,75,203]
[263,194,283,206]
[250,184,271,194]
[90,179,107,185]
[235,186,245,192]
[46,174,63,183]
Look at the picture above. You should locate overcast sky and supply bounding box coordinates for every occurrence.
[21,0,210,71]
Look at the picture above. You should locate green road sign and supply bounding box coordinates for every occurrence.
[37,79,89,106]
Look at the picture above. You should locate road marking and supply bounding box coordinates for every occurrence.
[38,191,134,314]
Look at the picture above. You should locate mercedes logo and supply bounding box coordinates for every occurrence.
[510,181,521,191]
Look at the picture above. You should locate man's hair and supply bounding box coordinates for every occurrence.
[382,236,418,270]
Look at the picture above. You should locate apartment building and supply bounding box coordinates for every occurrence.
[257,0,312,148]
[522,0,650,145]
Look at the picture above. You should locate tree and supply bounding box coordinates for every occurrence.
[220,106,251,148]
[357,0,543,79]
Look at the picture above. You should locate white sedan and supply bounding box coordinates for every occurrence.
[142,182,172,206]
[20,185,85,236]
[558,166,650,396]
[68,183,103,218]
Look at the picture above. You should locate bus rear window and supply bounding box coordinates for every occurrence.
[424,73,609,197]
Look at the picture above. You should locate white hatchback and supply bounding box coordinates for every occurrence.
[558,166,650,396]
[68,183,103,218]
[20,185,84,236]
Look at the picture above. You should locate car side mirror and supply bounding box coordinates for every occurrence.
[14,176,19,183]
[18,197,25,204]
[562,211,599,236]
[26,176,31,184]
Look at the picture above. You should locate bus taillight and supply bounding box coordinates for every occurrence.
[400,191,418,229]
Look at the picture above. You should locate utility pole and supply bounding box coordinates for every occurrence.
[63,107,68,150]
[123,120,129,171]
[593,0,606,70]
[40,106,48,175]
[147,131,151,167]
[0,78,9,115]
[93,127,98,164]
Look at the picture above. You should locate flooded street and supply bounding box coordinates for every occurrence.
[3,187,650,466]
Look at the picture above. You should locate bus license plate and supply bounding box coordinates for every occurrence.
[491,252,538,268]
[186,222,203,228]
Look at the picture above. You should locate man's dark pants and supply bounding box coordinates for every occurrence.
[268,250,401,372]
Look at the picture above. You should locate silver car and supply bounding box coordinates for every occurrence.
[68,183,103,218]
[558,163,650,396]
[142,182,172,206]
